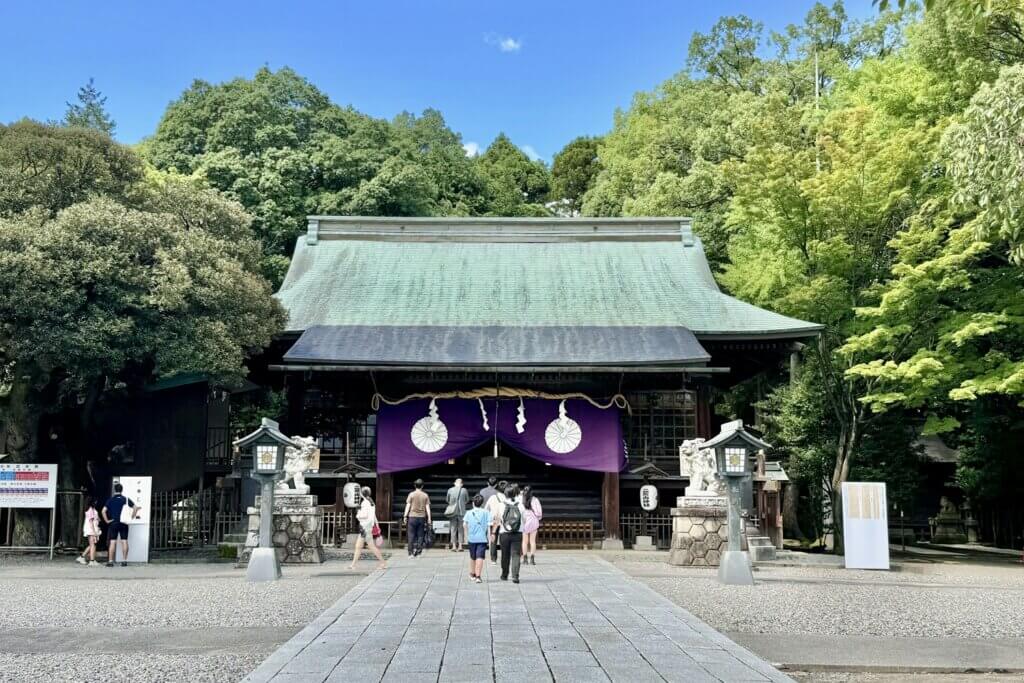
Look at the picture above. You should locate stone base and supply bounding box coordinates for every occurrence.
[668,497,727,566]
[246,547,282,582]
[633,535,657,552]
[239,494,324,566]
[931,532,969,545]
[601,538,625,550]
[718,550,754,585]
[747,536,776,562]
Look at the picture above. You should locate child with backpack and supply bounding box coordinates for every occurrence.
[494,484,525,583]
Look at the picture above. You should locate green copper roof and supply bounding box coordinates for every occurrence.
[275,217,822,338]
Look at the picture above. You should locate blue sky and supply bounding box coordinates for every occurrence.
[1,1,875,162]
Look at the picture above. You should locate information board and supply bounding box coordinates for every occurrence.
[842,481,889,570]
[0,463,58,509]
[112,476,152,563]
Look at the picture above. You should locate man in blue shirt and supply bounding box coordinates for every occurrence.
[102,483,140,567]
[463,495,491,584]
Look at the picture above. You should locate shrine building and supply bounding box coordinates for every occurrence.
[255,216,821,549]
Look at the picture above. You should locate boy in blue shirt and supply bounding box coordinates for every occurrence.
[463,494,491,583]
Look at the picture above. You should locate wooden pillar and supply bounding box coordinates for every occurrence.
[284,373,306,435]
[602,472,622,549]
[334,480,344,513]
[376,473,393,523]
[696,385,713,439]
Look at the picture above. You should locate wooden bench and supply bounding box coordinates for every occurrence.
[538,520,594,550]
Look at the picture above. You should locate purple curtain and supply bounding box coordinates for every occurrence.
[376,398,625,474]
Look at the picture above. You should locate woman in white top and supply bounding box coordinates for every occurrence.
[349,486,387,570]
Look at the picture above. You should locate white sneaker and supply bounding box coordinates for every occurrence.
[88,561,99,567]
[75,556,86,565]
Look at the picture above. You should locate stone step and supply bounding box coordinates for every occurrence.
[747,536,777,562]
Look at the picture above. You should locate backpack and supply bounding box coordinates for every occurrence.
[502,501,522,533]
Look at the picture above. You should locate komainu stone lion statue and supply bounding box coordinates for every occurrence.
[679,438,727,497]
[276,435,319,494]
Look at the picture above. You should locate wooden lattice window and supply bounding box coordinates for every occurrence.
[624,391,697,463]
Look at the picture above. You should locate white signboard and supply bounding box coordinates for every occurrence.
[0,464,57,509]
[112,476,152,563]
[842,482,889,570]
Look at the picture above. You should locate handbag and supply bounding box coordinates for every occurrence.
[424,527,435,548]
[371,523,381,538]
[374,535,384,548]
[444,503,457,517]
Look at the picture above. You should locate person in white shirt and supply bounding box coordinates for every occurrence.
[493,483,525,583]
[349,487,387,571]
[483,480,508,565]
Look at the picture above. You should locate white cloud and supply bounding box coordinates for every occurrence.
[484,33,522,53]
[463,141,481,157]
[521,145,541,161]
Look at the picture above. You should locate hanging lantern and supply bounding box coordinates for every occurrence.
[640,484,659,511]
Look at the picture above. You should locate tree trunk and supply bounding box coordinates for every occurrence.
[3,374,48,546]
[782,480,805,541]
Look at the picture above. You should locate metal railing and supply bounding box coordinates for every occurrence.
[211,512,245,545]
[320,508,358,547]
[619,512,673,550]
[150,489,214,549]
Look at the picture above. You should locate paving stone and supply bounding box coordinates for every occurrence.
[382,672,439,683]
[246,554,792,683]
[493,654,549,672]
[271,674,330,683]
[440,664,495,682]
[599,663,666,683]
[550,666,609,682]
[278,654,341,674]
[543,650,601,668]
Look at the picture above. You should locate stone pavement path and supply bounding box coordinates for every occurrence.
[243,552,791,683]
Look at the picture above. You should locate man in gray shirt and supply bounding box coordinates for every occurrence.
[446,478,470,551]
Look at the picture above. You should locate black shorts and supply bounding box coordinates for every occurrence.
[109,521,130,540]
[468,542,487,560]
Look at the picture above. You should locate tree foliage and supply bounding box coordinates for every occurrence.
[550,136,602,215]
[143,68,546,282]
[64,78,116,135]
[0,120,141,217]
[476,133,551,216]
[0,125,284,543]
[583,0,1023,547]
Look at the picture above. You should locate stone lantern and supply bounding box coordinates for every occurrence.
[233,418,299,582]
[700,419,769,585]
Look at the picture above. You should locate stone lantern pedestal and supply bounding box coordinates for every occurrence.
[239,493,324,566]
[668,496,728,566]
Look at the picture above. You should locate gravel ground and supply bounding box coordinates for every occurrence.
[616,558,1024,639]
[0,653,267,683]
[0,556,367,682]
[789,674,1024,682]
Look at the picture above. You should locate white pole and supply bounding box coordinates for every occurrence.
[48,507,56,560]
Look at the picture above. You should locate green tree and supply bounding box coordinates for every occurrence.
[143,67,485,284]
[64,78,116,135]
[0,120,141,217]
[581,4,905,266]
[0,128,285,544]
[550,136,602,215]
[477,133,551,216]
[944,64,1024,263]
